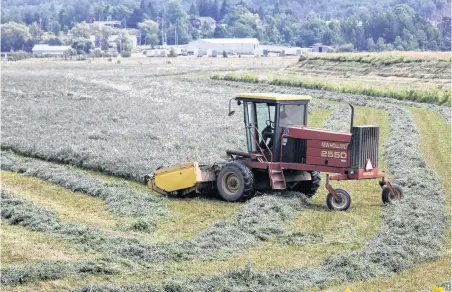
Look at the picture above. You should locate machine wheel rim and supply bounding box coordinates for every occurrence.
[331,193,347,209]
[389,189,401,202]
[222,172,240,195]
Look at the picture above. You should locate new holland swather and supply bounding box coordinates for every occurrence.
[145,93,403,211]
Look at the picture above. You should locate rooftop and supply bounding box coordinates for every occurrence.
[32,45,71,51]
[199,16,216,23]
[235,93,312,101]
[198,38,259,44]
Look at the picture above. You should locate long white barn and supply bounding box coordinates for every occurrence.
[187,38,259,54]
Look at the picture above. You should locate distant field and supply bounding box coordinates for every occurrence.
[1,56,450,291]
[212,52,451,105]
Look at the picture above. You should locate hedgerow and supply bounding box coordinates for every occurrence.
[1,151,168,232]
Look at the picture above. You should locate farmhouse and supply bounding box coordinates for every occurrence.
[187,38,259,55]
[32,44,71,55]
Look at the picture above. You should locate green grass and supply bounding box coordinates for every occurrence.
[309,107,331,128]
[324,107,452,292]
[2,104,449,292]
[1,222,97,267]
[211,73,451,106]
[1,171,122,229]
[300,51,452,63]
[287,106,390,247]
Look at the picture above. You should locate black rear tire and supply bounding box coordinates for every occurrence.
[382,184,403,205]
[326,189,351,211]
[217,160,254,202]
[293,171,321,198]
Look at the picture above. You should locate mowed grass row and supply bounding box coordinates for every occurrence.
[2,106,398,291]
[1,223,97,267]
[5,105,447,292]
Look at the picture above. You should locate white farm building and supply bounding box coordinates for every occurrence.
[187,38,259,55]
[32,45,71,55]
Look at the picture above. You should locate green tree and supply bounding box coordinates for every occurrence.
[1,21,31,52]
[219,0,230,21]
[258,6,265,20]
[93,26,113,50]
[211,0,220,21]
[366,37,375,51]
[71,38,93,54]
[376,37,386,51]
[394,35,405,50]
[214,25,228,38]
[337,43,354,52]
[112,5,133,28]
[69,22,91,38]
[148,1,157,19]
[229,22,255,38]
[166,0,188,24]
[115,31,133,56]
[48,37,63,46]
[189,3,198,16]
[138,20,159,46]
[29,22,42,41]
[201,21,214,38]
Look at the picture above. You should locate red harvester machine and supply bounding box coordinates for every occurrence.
[146,93,403,211]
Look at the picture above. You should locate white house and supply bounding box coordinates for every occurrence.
[187,38,259,55]
[32,45,71,55]
[90,21,122,28]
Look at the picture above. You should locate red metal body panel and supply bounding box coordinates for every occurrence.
[306,156,348,168]
[285,127,351,142]
[306,140,349,150]
[243,125,386,185]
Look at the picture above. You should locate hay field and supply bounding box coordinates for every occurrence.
[1,55,450,292]
[212,52,452,106]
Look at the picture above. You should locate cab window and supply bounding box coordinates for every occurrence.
[279,104,305,127]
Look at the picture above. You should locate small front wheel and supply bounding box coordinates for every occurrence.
[326,189,351,211]
[382,184,403,205]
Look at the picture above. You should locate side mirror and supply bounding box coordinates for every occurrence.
[228,98,236,117]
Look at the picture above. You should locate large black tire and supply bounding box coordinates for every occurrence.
[217,160,255,202]
[382,184,403,205]
[293,171,321,198]
[326,189,351,211]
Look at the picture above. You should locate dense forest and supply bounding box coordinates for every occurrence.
[1,0,451,53]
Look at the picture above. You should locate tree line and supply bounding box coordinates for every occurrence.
[1,0,450,53]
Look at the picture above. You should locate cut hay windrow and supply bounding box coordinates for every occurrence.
[1,151,168,232]
[1,259,124,287]
[70,105,447,291]
[1,187,311,264]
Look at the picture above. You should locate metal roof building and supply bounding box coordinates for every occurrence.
[187,38,259,55]
[32,45,71,55]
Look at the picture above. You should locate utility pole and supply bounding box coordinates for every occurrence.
[174,25,177,46]
[161,20,164,46]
